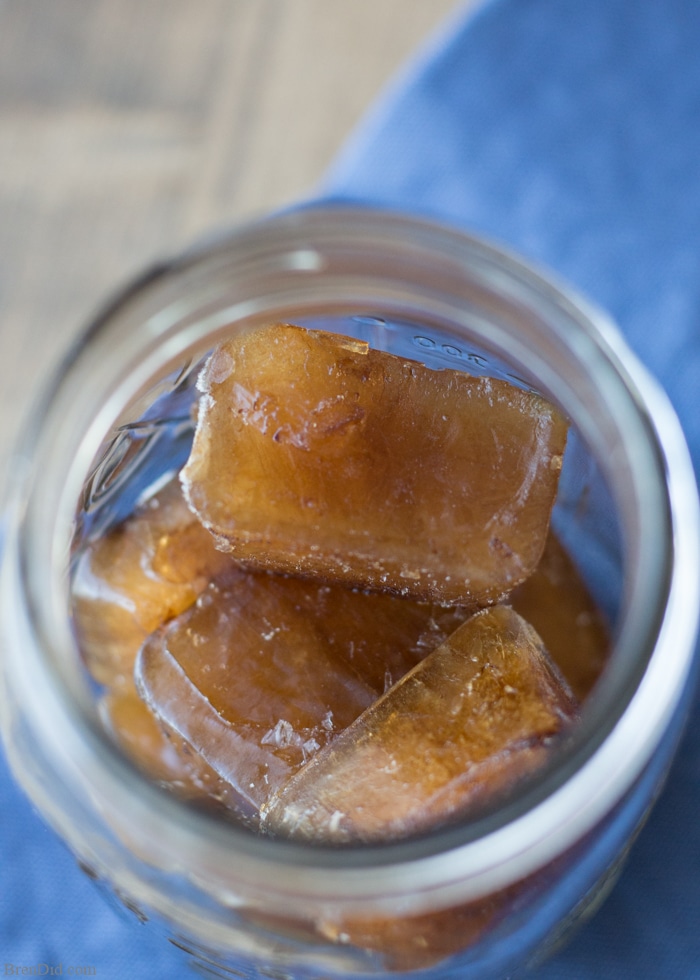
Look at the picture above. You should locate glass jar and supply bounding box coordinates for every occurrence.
[1,205,698,979]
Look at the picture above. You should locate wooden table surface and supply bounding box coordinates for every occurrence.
[0,0,470,471]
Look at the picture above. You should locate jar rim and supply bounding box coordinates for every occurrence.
[9,204,700,911]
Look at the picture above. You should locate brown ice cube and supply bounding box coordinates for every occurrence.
[239,896,500,972]
[72,478,231,686]
[181,323,568,605]
[135,568,472,814]
[511,532,610,700]
[315,900,503,972]
[261,605,578,843]
[99,679,247,817]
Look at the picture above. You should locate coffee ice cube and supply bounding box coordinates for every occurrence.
[261,605,577,843]
[99,679,245,815]
[181,324,567,605]
[135,568,469,812]
[511,532,610,700]
[72,478,230,686]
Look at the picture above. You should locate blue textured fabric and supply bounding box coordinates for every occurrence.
[2,0,700,976]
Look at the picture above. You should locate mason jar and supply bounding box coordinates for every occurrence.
[1,206,698,979]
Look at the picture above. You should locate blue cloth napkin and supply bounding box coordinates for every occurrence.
[2,0,700,976]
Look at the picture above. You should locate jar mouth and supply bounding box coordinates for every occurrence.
[12,205,700,907]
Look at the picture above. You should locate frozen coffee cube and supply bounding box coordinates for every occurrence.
[315,900,502,972]
[99,680,246,817]
[261,605,577,843]
[511,532,610,700]
[136,568,467,813]
[72,478,231,686]
[181,323,568,605]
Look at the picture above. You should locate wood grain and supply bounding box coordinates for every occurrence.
[0,0,470,468]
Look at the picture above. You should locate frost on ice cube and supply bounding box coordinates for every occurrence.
[181,323,568,605]
[261,605,578,843]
